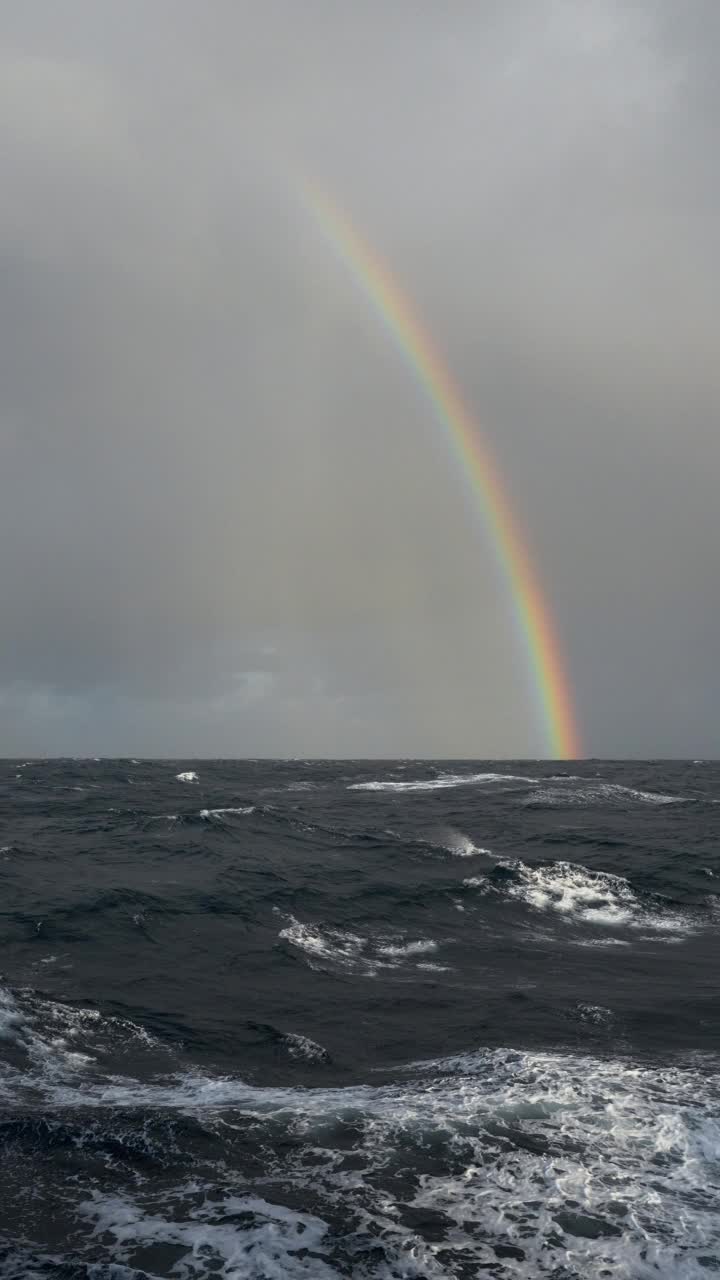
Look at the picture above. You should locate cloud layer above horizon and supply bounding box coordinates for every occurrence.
[1,0,718,756]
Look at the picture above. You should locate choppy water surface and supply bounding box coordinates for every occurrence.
[0,758,718,1277]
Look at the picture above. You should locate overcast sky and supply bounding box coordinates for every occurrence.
[1,0,718,757]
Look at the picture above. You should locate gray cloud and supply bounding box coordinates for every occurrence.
[0,0,718,756]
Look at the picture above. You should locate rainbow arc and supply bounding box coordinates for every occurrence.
[301,181,581,759]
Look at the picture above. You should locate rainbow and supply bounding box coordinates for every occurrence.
[300,181,581,759]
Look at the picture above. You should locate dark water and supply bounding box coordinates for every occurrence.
[1,759,719,1277]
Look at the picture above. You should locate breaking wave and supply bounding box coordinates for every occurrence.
[278,915,443,977]
[199,806,255,819]
[349,771,535,792]
[2,1009,719,1278]
[463,857,697,935]
[440,828,493,857]
[523,782,687,808]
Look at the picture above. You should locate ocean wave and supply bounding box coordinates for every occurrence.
[571,1002,615,1027]
[10,1045,719,1278]
[278,915,442,976]
[283,1032,331,1063]
[522,781,687,808]
[0,985,166,1099]
[199,806,255,819]
[376,939,438,958]
[176,771,199,784]
[81,1192,340,1280]
[348,771,536,792]
[574,937,632,948]
[463,857,696,935]
[441,829,492,857]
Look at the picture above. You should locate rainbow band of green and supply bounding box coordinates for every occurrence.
[301,180,581,759]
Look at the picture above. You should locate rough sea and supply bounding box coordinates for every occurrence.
[1,758,718,1278]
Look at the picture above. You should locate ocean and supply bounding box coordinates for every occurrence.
[0,758,718,1278]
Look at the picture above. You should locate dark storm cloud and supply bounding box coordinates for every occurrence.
[0,1,718,755]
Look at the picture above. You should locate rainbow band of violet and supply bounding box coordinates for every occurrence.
[301,180,581,759]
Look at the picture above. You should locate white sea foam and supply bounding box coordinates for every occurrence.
[573,1002,615,1026]
[523,781,686,807]
[349,772,536,792]
[81,1192,342,1279]
[176,771,199,783]
[442,829,492,857]
[199,805,255,818]
[376,939,438,958]
[32,1047,720,1278]
[464,857,696,935]
[0,984,162,1094]
[283,1032,330,1063]
[507,860,638,926]
[278,916,441,976]
[278,917,371,972]
[575,937,632,948]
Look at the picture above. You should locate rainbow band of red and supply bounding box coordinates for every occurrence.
[301,181,581,759]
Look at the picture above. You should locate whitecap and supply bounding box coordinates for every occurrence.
[466,857,696,936]
[0,984,162,1087]
[349,771,536,792]
[573,1002,615,1026]
[575,937,632,948]
[442,830,492,857]
[283,1032,330,1063]
[278,917,370,973]
[176,771,199,784]
[376,939,438,958]
[524,861,693,933]
[523,781,686,807]
[278,916,442,976]
[199,806,254,819]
